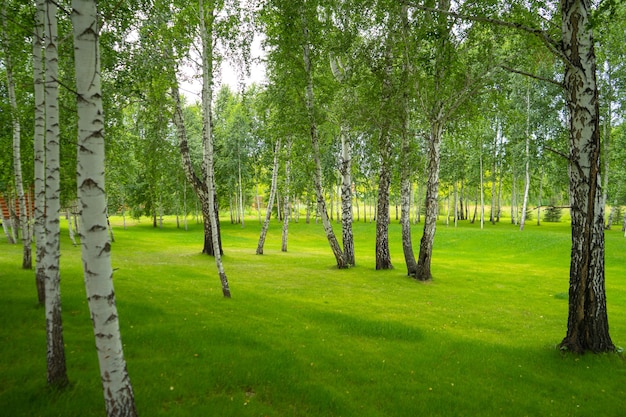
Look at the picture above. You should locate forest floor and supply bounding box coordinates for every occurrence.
[1,215,625,416]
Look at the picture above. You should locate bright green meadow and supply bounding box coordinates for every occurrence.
[1,215,626,416]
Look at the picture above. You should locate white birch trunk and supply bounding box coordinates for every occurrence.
[2,8,32,270]
[559,0,612,353]
[33,0,46,304]
[281,139,292,252]
[300,4,346,268]
[72,1,137,414]
[257,138,281,255]
[479,151,484,229]
[520,85,531,231]
[41,0,68,387]
[199,0,231,297]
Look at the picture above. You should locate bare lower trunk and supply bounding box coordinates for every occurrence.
[415,120,443,281]
[559,0,613,354]
[301,5,346,268]
[41,0,67,387]
[520,85,531,231]
[281,139,292,252]
[339,127,354,265]
[3,10,32,270]
[33,0,46,305]
[72,0,137,413]
[199,0,230,297]
[257,139,281,255]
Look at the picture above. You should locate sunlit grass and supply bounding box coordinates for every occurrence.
[1,214,625,416]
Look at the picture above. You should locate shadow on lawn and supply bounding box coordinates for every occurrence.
[303,309,423,342]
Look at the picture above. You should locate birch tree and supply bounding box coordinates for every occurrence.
[72,0,138,414]
[1,2,31,270]
[33,0,46,305]
[41,0,69,388]
[199,0,231,297]
[256,138,281,254]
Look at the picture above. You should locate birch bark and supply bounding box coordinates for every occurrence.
[399,3,417,275]
[520,84,531,231]
[257,138,281,255]
[33,0,46,304]
[199,0,231,297]
[300,4,346,268]
[559,0,613,353]
[2,7,32,270]
[72,1,137,413]
[281,139,292,252]
[42,0,68,387]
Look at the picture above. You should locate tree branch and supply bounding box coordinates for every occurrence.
[406,2,573,68]
[500,65,564,88]
[545,146,569,161]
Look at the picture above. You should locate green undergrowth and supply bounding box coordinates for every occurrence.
[1,216,625,416]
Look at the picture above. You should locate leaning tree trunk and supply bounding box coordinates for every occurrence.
[72,1,138,414]
[42,0,68,387]
[257,138,281,255]
[301,5,346,268]
[559,0,613,354]
[415,119,443,281]
[33,0,46,305]
[199,0,231,297]
[2,9,32,270]
[171,83,221,256]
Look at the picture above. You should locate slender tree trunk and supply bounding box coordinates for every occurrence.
[399,63,417,273]
[281,139,292,252]
[375,41,394,271]
[559,0,613,353]
[238,155,245,228]
[537,166,543,226]
[415,119,443,281]
[171,83,221,256]
[72,1,137,414]
[300,5,346,268]
[40,0,68,387]
[199,0,230,297]
[520,85,531,231]
[480,150,484,229]
[33,0,46,304]
[257,138,281,255]
[3,9,32,270]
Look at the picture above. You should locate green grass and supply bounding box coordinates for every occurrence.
[1,215,625,416]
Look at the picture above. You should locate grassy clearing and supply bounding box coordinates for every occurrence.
[1,216,625,416]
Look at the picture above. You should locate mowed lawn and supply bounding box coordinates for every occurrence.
[1,215,625,416]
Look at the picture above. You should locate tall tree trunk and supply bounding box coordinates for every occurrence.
[41,0,68,387]
[71,1,137,414]
[171,83,221,256]
[300,5,346,268]
[257,138,281,255]
[199,0,230,297]
[281,139,292,252]
[399,3,416,275]
[559,0,613,353]
[415,119,443,281]
[33,0,46,304]
[2,8,32,270]
[520,84,531,231]
[479,150,484,229]
[375,40,394,271]
[341,126,358,266]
